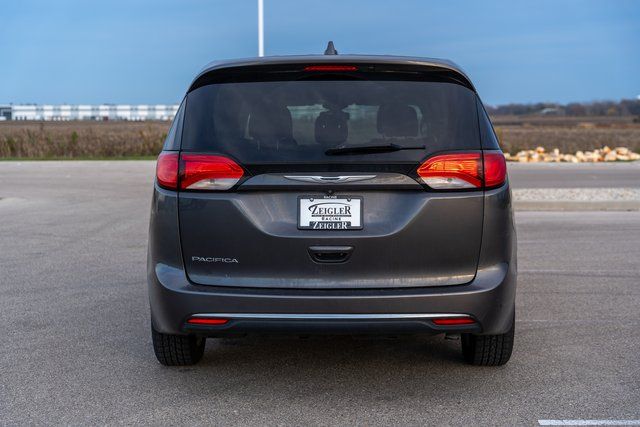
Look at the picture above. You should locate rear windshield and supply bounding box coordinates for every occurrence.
[182,79,480,164]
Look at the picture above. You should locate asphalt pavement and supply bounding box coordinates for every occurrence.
[0,161,639,425]
[508,162,640,189]
[509,162,640,211]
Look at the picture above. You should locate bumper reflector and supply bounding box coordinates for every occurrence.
[432,317,476,326]
[186,317,229,326]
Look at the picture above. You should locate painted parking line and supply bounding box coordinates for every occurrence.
[538,420,640,426]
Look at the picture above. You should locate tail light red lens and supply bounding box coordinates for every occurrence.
[417,153,482,189]
[156,152,179,190]
[180,154,244,191]
[417,151,507,190]
[304,65,358,72]
[432,317,476,326]
[186,317,229,326]
[483,151,507,188]
[156,152,243,191]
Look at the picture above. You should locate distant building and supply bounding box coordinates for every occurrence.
[1,104,179,121]
[0,105,11,121]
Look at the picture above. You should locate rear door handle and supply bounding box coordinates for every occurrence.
[308,246,354,264]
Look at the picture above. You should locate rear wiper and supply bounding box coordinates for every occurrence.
[325,143,426,156]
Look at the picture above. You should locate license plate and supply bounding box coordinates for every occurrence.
[298,196,363,230]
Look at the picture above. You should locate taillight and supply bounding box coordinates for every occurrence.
[416,151,507,190]
[483,151,507,188]
[417,152,482,189]
[156,151,179,190]
[180,154,244,191]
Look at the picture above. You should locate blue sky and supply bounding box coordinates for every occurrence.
[1,0,638,105]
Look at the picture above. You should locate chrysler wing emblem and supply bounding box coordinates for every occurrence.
[283,175,377,184]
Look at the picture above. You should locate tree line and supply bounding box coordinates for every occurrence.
[486,98,640,116]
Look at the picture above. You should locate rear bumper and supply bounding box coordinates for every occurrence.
[184,313,481,335]
[148,260,516,336]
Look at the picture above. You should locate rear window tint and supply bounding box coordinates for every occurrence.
[182,80,480,164]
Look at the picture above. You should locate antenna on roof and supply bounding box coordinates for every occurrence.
[324,41,338,55]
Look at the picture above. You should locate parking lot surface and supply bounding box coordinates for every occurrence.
[1,161,639,425]
[508,161,640,189]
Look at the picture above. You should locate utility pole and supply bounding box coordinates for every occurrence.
[258,0,264,57]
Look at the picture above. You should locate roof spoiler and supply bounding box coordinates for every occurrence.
[188,57,476,93]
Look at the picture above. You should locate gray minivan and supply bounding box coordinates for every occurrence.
[148,52,516,367]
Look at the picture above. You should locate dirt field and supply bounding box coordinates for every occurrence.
[0,121,169,159]
[492,115,640,154]
[1,116,639,158]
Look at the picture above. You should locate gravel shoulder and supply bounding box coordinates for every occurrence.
[513,188,640,211]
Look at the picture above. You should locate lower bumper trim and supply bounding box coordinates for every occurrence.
[189,313,473,321]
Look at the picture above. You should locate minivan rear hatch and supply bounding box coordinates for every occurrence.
[176,62,484,289]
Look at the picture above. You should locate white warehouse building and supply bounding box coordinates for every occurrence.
[0,104,179,121]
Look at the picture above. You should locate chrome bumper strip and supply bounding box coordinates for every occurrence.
[190,313,471,321]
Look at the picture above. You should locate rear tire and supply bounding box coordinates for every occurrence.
[151,325,205,366]
[461,317,514,366]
